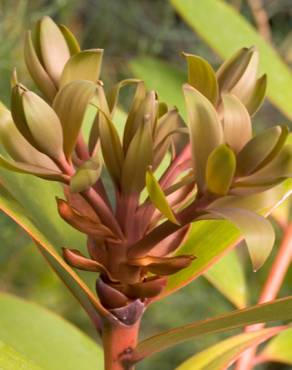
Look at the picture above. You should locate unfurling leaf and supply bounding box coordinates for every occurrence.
[53,80,97,159]
[128,255,195,275]
[222,94,252,153]
[146,169,179,224]
[183,84,223,190]
[204,207,275,271]
[183,52,218,105]
[70,156,102,193]
[206,144,236,196]
[60,49,104,87]
[237,125,288,176]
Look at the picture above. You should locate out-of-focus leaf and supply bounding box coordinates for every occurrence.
[204,249,247,308]
[260,327,292,365]
[222,94,252,153]
[0,186,109,321]
[53,80,97,159]
[132,296,292,362]
[146,169,179,224]
[0,293,103,370]
[183,53,218,105]
[60,50,103,87]
[176,327,283,370]
[0,341,42,370]
[161,180,292,299]
[169,0,292,119]
[206,144,236,196]
[237,126,288,176]
[204,208,275,271]
[183,84,223,190]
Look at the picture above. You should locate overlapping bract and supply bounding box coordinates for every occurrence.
[0,18,291,322]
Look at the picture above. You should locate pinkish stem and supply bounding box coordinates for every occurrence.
[235,222,292,370]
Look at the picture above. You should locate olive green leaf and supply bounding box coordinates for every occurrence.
[70,156,102,193]
[24,31,57,101]
[0,293,103,370]
[60,49,104,88]
[222,94,252,153]
[176,327,284,370]
[132,296,292,362]
[183,84,223,190]
[38,16,70,86]
[21,90,64,161]
[206,144,236,196]
[204,207,275,271]
[121,115,153,193]
[146,169,179,224]
[237,125,289,176]
[183,52,218,105]
[169,0,292,119]
[98,110,124,185]
[58,24,80,55]
[53,80,97,159]
[244,73,267,116]
[260,327,292,365]
[0,103,57,170]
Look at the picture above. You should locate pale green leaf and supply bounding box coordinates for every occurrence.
[0,293,103,370]
[0,341,42,370]
[260,327,292,365]
[70,156,102,193]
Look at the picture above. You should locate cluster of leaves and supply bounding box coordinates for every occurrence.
[0,1,291,369]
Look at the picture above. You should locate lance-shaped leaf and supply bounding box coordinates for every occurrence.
[63,248,114,278]
[123,89,156,153]
[216,47,256,93]
[237,145,292,187]
[58,24,80,55]
[237,125,289,176]
[204,208,275,271]
[60,49,104,88]
[70,156,102,193]
[0,103,57,170]
[183,84,223,190]
[53,80,97,159]
[0,293,103,370]
[222,94,252,153]
[176,327,284,370]
[132,295,292,362]
[121,115,153,193]
[24,31,57,101]
[128,255,195,275]
[206,144,236,196]
[107,78,142,115]
[21,90,64,161]
[0,187,111,322]
[146,169,179,224]
[98,110,124,185]
[38,16,70,86]
[260,327,292,365]
[245,73,267,116]
[57,198,117,240]
[0,156,67,182]
[183,52,218,105]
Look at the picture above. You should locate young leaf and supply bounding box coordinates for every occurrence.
[260,327,292,365]
[0,293,103,370]
[60,49,104,87]
[183,84,223,190]
[222,94,252,153]
[132,296,292,362]
[204,208,275,271]
[146,169,179,224]
[244,74,267,116]
[58,24,80,55]
[70,156,102,193]
[206,144,236,196]
[183,52,218,105]
[170,0,292,119]
[176,327,283,370]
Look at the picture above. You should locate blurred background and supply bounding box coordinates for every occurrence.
[0,0,291,369]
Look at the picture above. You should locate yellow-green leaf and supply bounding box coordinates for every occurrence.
[260,327,292,365]
[70,156,102,193]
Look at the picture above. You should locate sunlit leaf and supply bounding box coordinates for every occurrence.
[260,327,292,365]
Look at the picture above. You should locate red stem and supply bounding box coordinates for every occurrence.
[235,222,292,370]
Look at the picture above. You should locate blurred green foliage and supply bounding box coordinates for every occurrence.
[0,1,291,369]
